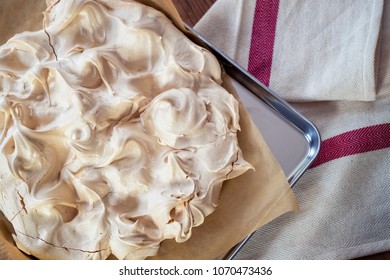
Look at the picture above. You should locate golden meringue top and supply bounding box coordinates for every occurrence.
[0,0,252,259]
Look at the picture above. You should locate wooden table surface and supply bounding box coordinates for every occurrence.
[170,0,390,261]
[172,0,216,27]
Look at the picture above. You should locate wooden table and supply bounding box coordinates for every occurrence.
[172,0,216,27]
[171,0,390,261]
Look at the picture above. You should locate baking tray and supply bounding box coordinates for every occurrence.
[185,25,321,259]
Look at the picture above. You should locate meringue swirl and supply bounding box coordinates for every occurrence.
[0,0,252,260]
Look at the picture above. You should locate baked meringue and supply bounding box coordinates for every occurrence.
[0,0,252,259]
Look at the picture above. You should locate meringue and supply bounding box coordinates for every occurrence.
[0,0,252,259]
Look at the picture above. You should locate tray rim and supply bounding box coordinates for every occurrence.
[185,24,321,185]
[185,24,321,259]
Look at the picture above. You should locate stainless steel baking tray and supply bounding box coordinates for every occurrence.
[186,25,321,259]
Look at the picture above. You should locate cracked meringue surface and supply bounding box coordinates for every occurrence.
[0,0,252,259]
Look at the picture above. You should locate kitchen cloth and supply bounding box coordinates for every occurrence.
[195,0,383,102]
[195,0,390,259]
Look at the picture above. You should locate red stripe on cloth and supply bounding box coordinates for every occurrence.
[310,123,390,169]
[248,0,280,86]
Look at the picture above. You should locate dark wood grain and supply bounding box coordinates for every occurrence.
[171,0,216,26]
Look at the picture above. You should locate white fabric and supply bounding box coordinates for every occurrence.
[195,0,390,259]
[194,0,256,70]
[271,0,383,101]
[235,148,390,259]
[196,0,383,102]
